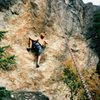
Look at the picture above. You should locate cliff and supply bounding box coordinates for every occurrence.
[0,0,100,99]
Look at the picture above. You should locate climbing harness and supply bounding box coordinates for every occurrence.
[53,2,92,100]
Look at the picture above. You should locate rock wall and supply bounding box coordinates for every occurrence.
[0,0,100,99]
[44,0,100,68]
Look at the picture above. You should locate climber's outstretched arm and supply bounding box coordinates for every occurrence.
[28,37,33,48]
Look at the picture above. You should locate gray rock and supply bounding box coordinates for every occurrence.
[12,91,49,100]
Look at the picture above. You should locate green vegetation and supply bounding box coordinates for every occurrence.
[62,66,100,100]
[0,31,6,41]
[62,54,100,99]
[93,11,100,74]
[62,67,87,100]
[93,11,100,38]
[0,87,11,100]
[0,31,16,70]
[82,69,100,100]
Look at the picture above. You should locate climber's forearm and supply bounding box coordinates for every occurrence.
[28,38,32,48]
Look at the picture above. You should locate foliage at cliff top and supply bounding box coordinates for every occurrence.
[93,11,100,37]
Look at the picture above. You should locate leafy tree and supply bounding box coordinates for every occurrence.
[0,31,16,70]
[0,87,11,100]
[93,11,100,75]
[93,11,100,38]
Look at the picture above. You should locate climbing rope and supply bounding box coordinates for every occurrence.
[53,1,92,100]
[65,37,92,100]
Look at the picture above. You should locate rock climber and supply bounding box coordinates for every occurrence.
[28,33,48,68]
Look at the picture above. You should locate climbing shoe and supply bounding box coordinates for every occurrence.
[26,48,31,52]
[36,64,39,68]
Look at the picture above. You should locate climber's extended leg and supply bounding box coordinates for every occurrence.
[36,47,42,68]
[37,54,42,67]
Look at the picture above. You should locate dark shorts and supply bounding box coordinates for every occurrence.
[32,40,42,55]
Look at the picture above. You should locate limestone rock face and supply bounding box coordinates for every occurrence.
[0,0,100,99]
[45,0,100,67]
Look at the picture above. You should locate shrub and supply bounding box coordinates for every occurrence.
[93,11,100,74]
[0,31,16,70]
[62,67,87,100]
[0,87,11,100]
[62,57,100,99]
[93,11,100,37]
